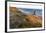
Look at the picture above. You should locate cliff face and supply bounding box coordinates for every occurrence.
[10,7,42,29]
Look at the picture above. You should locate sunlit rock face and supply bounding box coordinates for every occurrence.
[10,7,42,29]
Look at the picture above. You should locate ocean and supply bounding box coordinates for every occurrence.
[20,8,42,16]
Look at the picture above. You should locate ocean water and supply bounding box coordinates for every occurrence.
[20,8,42,16]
